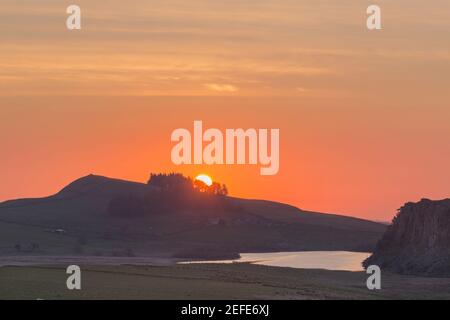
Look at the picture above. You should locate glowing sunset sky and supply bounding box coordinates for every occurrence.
[0,1,449,220]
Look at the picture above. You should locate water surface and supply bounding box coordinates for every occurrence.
[184,251,370,271]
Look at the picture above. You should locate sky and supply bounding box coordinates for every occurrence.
[0,1,449,220]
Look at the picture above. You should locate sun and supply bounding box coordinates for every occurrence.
[195,174,213,186]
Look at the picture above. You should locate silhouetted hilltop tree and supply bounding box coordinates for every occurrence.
[149,172,228,196]
[193,179,209,193]
[219,183,228,196]
[208,182,228,196]
[107,173,229,218]
[148,173,193,192]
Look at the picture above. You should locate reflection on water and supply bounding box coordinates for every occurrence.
[183,251,370,271]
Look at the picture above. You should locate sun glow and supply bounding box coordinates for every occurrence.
[195,174,213,186]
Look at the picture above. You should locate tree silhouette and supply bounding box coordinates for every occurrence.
[107,173,230,218]
[148,173,192,192]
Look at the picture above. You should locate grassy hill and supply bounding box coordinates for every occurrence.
[0,174,386,258]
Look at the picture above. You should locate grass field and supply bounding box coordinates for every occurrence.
[1,263,450,300]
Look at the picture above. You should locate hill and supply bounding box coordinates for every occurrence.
[0,174,386,258]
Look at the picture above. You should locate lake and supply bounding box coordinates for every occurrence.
[183,251,370,271]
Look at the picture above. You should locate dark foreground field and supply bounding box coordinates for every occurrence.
[1,263,450,300]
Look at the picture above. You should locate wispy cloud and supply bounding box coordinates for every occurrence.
[205,83,238,93]
[0,0,449,98]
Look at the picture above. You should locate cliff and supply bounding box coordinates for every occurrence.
[364,198,450,277]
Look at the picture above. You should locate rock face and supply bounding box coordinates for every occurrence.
[364,199,450,277]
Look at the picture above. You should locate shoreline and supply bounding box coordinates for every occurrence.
[0,251,371,273]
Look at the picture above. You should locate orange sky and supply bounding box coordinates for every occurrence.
[0,1,449,220]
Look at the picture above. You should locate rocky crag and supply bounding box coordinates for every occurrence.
[364,198,450,277]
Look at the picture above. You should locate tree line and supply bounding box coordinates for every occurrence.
[107,173,229,218]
